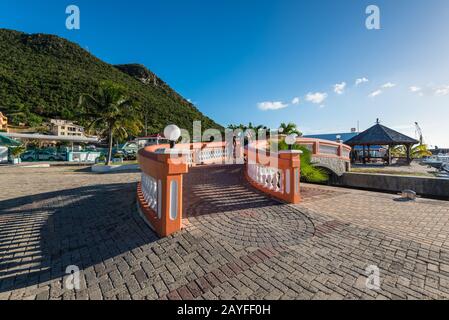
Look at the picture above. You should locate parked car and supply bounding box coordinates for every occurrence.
[21,150,66,162]
[21,150,37,162]
[124,151,137,161]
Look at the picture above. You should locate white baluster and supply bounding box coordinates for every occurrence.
[141,172,158,212]
[271,169,276,190]
[279,170,283,192]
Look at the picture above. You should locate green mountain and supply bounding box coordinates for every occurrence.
[0,28,221,134]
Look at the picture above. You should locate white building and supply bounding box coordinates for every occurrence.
[50,119,85,137]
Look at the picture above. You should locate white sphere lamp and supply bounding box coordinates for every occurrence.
[164,124,182,148]
[285,134,298,150]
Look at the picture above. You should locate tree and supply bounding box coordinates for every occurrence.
[279,122,302,136]
[411,144,433,158]
[79,81,142,165]
[4,103,27,125]
[227,123,271,138]
[9,145,26,159]
[391,144,432,159]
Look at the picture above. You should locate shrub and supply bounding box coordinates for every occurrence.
[271,140,329,183]
[9,145,26,158]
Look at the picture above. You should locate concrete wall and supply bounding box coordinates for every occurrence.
[312,155,350,176]
[335,173,449,199]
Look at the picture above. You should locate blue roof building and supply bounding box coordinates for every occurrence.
[303,132,383,151]
[303,132,358,143]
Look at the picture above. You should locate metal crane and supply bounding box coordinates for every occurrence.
[415,122,423,145]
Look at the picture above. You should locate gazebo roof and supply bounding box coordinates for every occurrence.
[345,122,419,146]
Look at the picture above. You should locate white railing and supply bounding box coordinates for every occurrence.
[296,138,351,161]
[298,144,313,152]
[187,150,194,165]
[342,149,350,159]
[199,147,225,163]
[319,144,339,155]
[141,172,161,218]
[247,163,284,194]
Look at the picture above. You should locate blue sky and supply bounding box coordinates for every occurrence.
[1,0,448,146]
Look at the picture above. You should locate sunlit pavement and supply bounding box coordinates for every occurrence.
[1,165,449,300]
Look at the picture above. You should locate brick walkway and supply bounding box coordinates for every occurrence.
[1,165,449,300]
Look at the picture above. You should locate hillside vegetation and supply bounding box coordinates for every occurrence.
[0,29,221,134]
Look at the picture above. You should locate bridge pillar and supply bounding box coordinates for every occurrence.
[245,148,302,204]
[137,149,188,237]
[313,141,320,154]
[279,151,302,204]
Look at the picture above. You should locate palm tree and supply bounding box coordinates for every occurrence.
[391,144,432,159]
[411,144,433,158]
[279,122,302,136]
[79,81,142,165]
[10,145,26,158]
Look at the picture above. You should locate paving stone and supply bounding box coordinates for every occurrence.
[2,165,449,300]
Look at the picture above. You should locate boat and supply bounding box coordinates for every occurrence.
[136,134,169,149]
[422,154,449,170]
[436,163,449,178]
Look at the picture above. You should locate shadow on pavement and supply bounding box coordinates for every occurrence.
[0,182,158,293]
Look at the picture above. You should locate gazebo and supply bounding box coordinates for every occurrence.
[345,119,419,165]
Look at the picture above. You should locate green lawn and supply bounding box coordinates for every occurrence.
[350,168,433,177]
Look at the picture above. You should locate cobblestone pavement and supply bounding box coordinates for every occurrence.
[1,165,449,300]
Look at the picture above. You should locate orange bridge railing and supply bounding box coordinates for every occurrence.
[137,138,350,237]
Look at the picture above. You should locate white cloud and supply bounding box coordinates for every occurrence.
[291,97,300,105]
[367,83,395,98]
[369,90,382,98]
[355,77,369,86]
[333,82,346,95]
[305,92,328,104]
[410,86,424,97]
[381,82,397,88]
[434,85,449,96]
[257,101,289,111]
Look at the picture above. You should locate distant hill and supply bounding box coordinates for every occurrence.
[0,28,222,134]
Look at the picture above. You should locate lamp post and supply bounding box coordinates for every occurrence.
[285,134,298,150]
[164,125,181,149]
